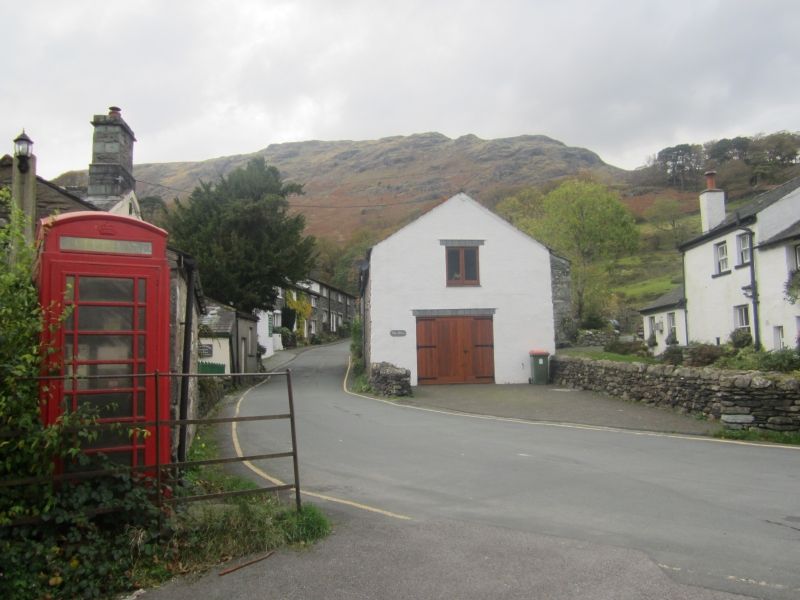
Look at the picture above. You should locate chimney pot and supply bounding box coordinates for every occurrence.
[704,170,717,190]
[108,106,122,118]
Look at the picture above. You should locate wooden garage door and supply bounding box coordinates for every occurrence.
[416,316,494,384]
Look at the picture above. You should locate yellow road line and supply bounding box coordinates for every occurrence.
[231,374,412,521]
[342,358,800,451]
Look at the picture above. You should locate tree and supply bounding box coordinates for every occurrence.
[655,144,704,190]
[644,197,687,248]
[166,158,316,313]
[138,195,168,226]
[522,180,638,324]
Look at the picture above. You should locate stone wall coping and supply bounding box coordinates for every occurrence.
[551,354,798,386]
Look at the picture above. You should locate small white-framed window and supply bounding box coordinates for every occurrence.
[311,296,318,308]
[795,244,800,269]
[714,241,729,273]
[667,312,677,340]
[648,316,656,337]
[736,233,751,265]
[733,304,750,331]
[773,326,785,350]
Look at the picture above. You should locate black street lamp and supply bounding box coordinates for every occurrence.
[13,130,33,173]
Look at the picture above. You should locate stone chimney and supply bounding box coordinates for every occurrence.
[699,170,726,233]
[87,106,137,208]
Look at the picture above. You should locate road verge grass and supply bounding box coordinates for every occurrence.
[130,425,331,589]
[713,429,800,446]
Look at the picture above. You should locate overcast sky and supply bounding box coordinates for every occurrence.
[3,0,799,179]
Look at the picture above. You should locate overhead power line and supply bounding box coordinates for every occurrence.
[134,177,443,209]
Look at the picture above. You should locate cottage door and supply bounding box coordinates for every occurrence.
[416,316,494,384]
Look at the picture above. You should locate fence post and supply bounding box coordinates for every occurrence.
[155,370,162,532]
[286,369,302,512]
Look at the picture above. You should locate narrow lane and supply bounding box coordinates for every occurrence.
[236,342,800,599]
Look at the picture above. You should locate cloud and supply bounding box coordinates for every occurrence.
[2,0,798,179]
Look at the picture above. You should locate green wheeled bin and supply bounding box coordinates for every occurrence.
[529,349,550,384]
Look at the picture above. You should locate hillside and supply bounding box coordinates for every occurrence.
[54,133,623,240]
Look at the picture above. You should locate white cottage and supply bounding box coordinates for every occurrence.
[361,193,569,385]
[639,285,687,354]
[642,172,800,351]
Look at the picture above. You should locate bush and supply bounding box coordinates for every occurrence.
[729,328,753,349]
[758,348,800,372]
[715,347,800,373]
[278,327,296,348]
[350,318,365,375]
[684,343,727,366]
[603,339,648,356]
[337,321,352,339]
[660,345,684,365]
[580,314,607,330]
[646,331,657,348]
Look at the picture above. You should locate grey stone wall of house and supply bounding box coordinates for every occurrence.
[575,329,618,347]
[88,109,136,201]
[549,254,572,347]
[369,362,412,397]
[169,252,201,458]
[309,282,357,335]
[551,355,800,431]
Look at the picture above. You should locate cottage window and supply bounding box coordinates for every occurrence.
[311,296,318,308]
[795,244,800,269]
[733,304,750,331]
[648,316,656,337]
[446,247,479,286]
[667,312,677,340]
[714,242,729,274]
[736,233,751,265]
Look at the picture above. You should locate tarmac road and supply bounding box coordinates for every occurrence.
[146,342,800,600]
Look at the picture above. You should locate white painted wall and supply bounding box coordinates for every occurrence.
[199,336,232,373]
[684,188,800,349]
[256,309,280,358]
[755,186,800,241]
[757,244,800,350]
[367,193,555,385]
[643,308,687,354]
[684,232,754,345]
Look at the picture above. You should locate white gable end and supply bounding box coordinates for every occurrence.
[367,193,557,385]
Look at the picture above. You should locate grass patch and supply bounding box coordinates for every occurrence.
[350,372,374,394]
[558,348,658,364]
[614,274,676,304]
[713,429,800,445]
[131,425,331,588]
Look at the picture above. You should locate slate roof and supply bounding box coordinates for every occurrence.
[678,176,800,251]
[199,300,237,336]
[759,220,800,248]
[639,285,685,314]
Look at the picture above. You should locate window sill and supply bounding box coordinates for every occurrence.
[711,270,731,279]
[447,282,481,287]
[735,263,751,270]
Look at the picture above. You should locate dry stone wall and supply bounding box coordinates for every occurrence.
[551,355,800,431]
[369,362,412,397]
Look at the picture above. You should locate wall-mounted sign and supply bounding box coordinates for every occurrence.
[198,343,213,358]
[390,330,407,337]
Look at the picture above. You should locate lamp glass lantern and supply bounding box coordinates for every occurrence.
[13,131,33,174]
[13,131,33,158]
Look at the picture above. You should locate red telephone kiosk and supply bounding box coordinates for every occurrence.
[37,212,171,469]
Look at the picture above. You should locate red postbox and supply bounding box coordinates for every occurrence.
[37,212,170,469]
